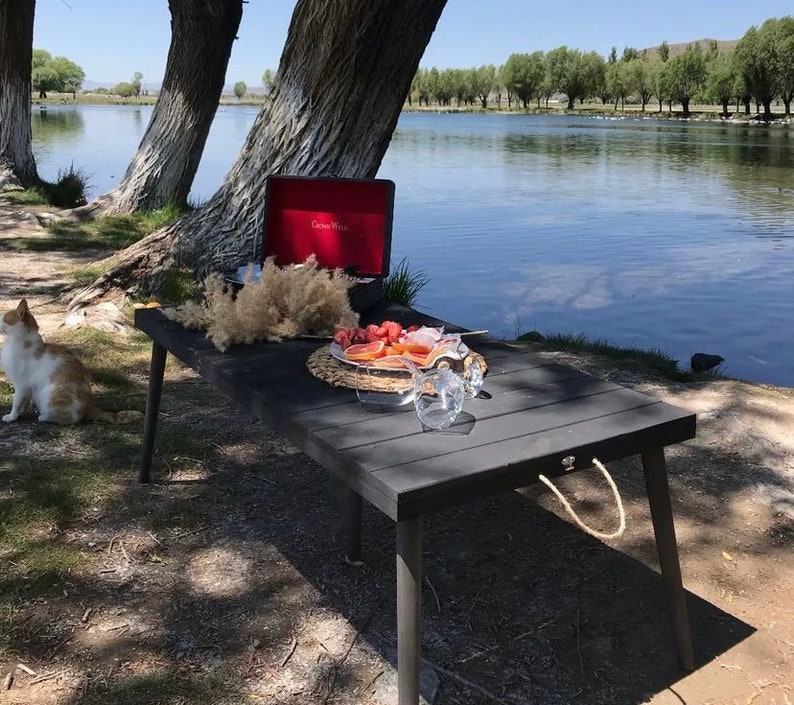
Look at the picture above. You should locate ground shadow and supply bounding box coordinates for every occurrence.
[0,359,771,705]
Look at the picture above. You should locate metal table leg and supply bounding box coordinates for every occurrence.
[139,342,167,484]
[641,445,695,671]
[397,516,422,705]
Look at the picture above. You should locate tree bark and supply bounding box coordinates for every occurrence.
[0,0,39,189]
[81,0,243,216]
[68,0,447,312]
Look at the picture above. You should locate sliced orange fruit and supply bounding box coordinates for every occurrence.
[402,351,431,366]
[372,355,410,368]
[344,340,386,362]
[391,342,432,355]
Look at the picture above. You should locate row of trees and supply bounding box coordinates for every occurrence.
[410,16,793,117]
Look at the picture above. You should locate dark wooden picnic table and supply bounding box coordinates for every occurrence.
[135,301,697,705]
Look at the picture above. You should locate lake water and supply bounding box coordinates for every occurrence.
[31,105,794,387]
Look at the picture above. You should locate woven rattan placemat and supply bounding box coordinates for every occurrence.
[307,345,487,392]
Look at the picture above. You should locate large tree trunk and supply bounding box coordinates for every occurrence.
[0,0,39,189]
[68,0,447,314]
[77,0,242,216]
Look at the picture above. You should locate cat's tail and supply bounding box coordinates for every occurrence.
[85,405,144,424]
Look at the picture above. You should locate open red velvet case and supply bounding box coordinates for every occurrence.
[258,175,395,312]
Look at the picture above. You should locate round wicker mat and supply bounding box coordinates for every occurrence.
[307,345,487,392]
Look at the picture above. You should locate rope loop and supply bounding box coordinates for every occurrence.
[538,458,626,540]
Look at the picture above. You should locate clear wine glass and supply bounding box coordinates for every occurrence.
[355,356,421,413]
[414,367,465,430]
[461,354,484,398]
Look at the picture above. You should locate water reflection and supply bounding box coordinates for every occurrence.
[31,107,84,149]
[381,113,794,385]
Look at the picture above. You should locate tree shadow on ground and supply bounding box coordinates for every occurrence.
[1,359,782,705]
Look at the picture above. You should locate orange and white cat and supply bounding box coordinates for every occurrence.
[0,299,142,424]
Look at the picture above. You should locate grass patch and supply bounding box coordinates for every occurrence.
[0,187,49,206]
[0,326,153,606]
[384,257,430,307]
[134,201,187,231]
[44,213,160,251]
[0,444,137,602]
[0,323,219,607]
[517,330,695,381]
[70,259,117,287]
[1,165,89,209]
[1,202,187,256]
[156,264,200,305]
[53,327,154,393]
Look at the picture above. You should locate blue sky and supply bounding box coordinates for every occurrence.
[33,1,792,87]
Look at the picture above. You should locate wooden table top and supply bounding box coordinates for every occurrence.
[135,303,696,521]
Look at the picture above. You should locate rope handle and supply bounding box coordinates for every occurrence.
[538,457,626,540]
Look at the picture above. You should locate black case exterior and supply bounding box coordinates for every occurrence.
[348,278,384,313]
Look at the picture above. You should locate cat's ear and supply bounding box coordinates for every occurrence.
[16,299,37,329]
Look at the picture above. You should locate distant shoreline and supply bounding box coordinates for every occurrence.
[30,92,793,124]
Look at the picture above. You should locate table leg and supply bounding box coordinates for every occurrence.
[139,342,167,484]
[641,445,695,671]
[397,516,422,705]
[344,487,363,563]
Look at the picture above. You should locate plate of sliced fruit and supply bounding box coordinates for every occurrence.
[330,319,468,369]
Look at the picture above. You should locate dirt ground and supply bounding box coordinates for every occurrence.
[0,199,792,705]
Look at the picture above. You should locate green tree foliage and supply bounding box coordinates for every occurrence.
[131,71,143,98]
[233,80,247,99]
[112,81,135,97]
[649,57,668,111]
[704,51,739,116]
[546,46,604,110]
[735,23,779,117]
[662,44,707,116]
[501,52,545,108]
[626,57,653,111]
[410,68,429,106]
[31,49,85,98]
[32,49,57,98]
[428,67,455,106]
[579,51,606,105]
[775,17,794,114]
[450,68,469,106]
[606,59,629,109]
[262,68,275,93]
[470,64,496,108]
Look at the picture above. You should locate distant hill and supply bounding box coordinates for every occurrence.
[644,37,738,58]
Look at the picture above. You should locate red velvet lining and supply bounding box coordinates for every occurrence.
[262,176,394,277]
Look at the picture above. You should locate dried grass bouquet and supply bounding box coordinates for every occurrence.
[166,255,359,351]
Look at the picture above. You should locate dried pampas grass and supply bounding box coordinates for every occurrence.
[166,256,359,351]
